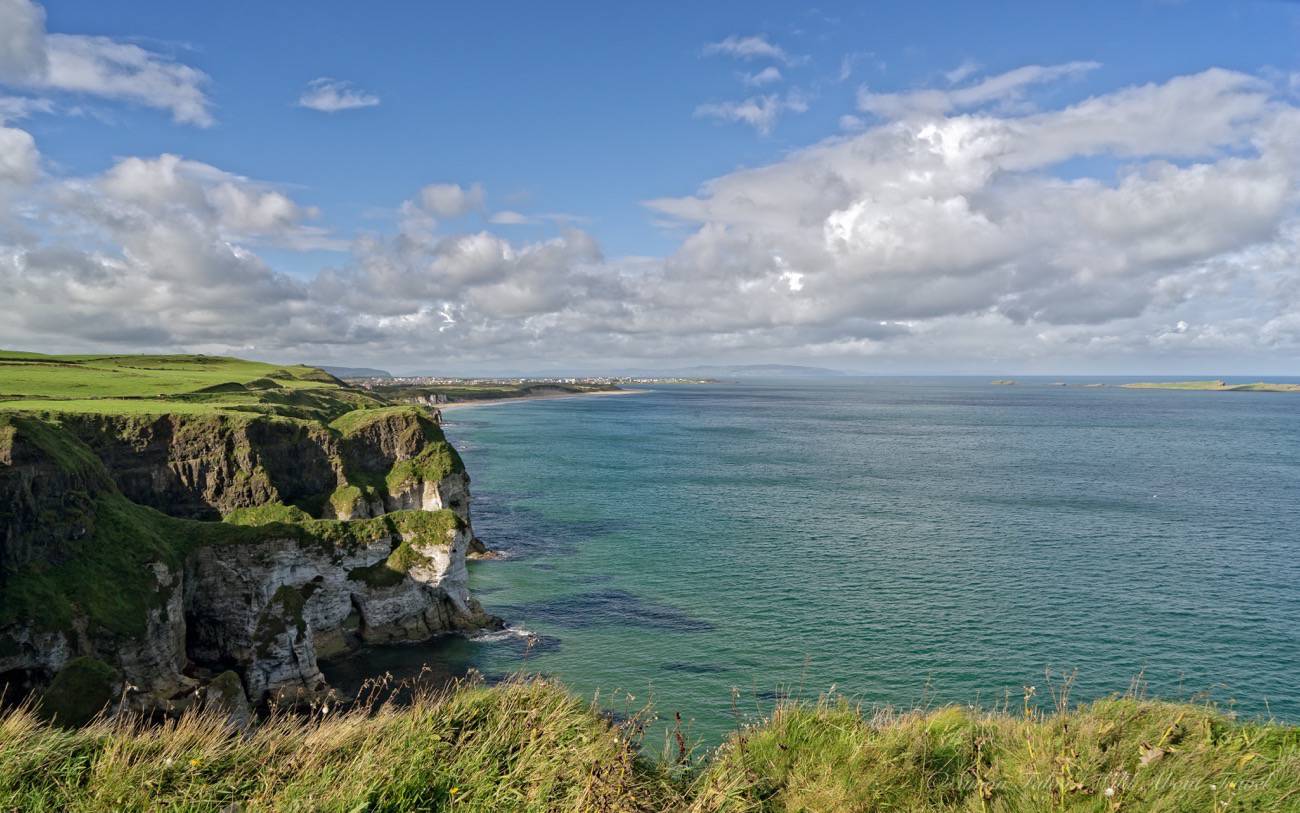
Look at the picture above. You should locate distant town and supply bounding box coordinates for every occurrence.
[345,375,714,389]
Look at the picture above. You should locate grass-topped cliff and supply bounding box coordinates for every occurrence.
[0,677,1296,811]
[0,351,488,723]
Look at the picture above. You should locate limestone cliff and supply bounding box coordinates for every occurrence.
[0,405,495,722]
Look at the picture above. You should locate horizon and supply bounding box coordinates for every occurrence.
[8,347,1300,379]
[3,1,1300,374]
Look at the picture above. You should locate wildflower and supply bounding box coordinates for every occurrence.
[1104,787,1115,798]
[450,786,460,796]
[189,758,201,768]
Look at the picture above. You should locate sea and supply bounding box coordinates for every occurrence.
[322,377,1300,747]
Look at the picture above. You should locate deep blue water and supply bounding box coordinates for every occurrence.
[324,378,1300,745]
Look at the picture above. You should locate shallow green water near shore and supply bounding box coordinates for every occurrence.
[325,378,1300,746]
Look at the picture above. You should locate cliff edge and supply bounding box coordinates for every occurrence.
[0,352,496,724]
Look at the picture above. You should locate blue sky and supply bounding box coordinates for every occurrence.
[31,0,1299,258]
[3,1,1300,373]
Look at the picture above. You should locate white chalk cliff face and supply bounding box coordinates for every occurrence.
[0,406,496,718]
[185,522,477,703]
[326,471,471,520]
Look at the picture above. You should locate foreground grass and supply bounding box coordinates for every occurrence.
[692,696,1300,812]
[3,678,1297,812]
[2,679,678,813]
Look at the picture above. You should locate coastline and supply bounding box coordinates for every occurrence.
[436,387,648,410]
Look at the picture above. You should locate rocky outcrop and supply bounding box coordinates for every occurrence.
[183,517,479,702]
[0,406,495,719]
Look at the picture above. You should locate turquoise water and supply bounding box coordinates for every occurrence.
[325,379,1300,745]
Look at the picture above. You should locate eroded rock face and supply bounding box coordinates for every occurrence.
[61,414,343,520]
[387,472,468,517]
[0,407,495,716]
[119,563,191,698]
[182,522,479,702]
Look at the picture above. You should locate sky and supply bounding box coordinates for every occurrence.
[2,1,1300,375]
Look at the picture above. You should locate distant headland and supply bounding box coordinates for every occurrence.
[988,378,1299,392]
[1120,380,1300,392]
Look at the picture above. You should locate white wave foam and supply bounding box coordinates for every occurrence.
[470,625,537,644]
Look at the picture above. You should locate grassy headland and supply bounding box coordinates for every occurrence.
[1120,380,1300,393]
[0,352,459,637]
[1,678,1297,811]
[0,352,477,715]
[0,351,385,420]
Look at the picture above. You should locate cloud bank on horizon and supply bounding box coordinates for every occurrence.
[1,0,1299,373]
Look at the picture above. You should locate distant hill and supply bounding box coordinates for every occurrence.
[672,364,846,378]
[317,365,393,379]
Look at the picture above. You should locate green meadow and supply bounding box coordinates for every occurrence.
[0,351,383,420]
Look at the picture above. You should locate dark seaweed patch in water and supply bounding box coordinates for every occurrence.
[753,687,822,703]
[496,589,714,632]
[472,506,579,557]
[561,516,637,537]
[661,661,731,675]
[469,491,639,559]
[568,573,614,586]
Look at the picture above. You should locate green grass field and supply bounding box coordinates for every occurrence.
[0,352,334,397]
[0,351,383,420]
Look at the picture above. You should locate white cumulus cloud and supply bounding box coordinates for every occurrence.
[0,0,212,125]
[0,0,47,81]
[298,77,380,112]
[860,61,1100,119]
[0,123,37,185]
[695,92,808,135]
[489,210,538,225]
[741,66,783,87]
[3,66,1300,373]
[703,35,802,66]
[418,182,485,218]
